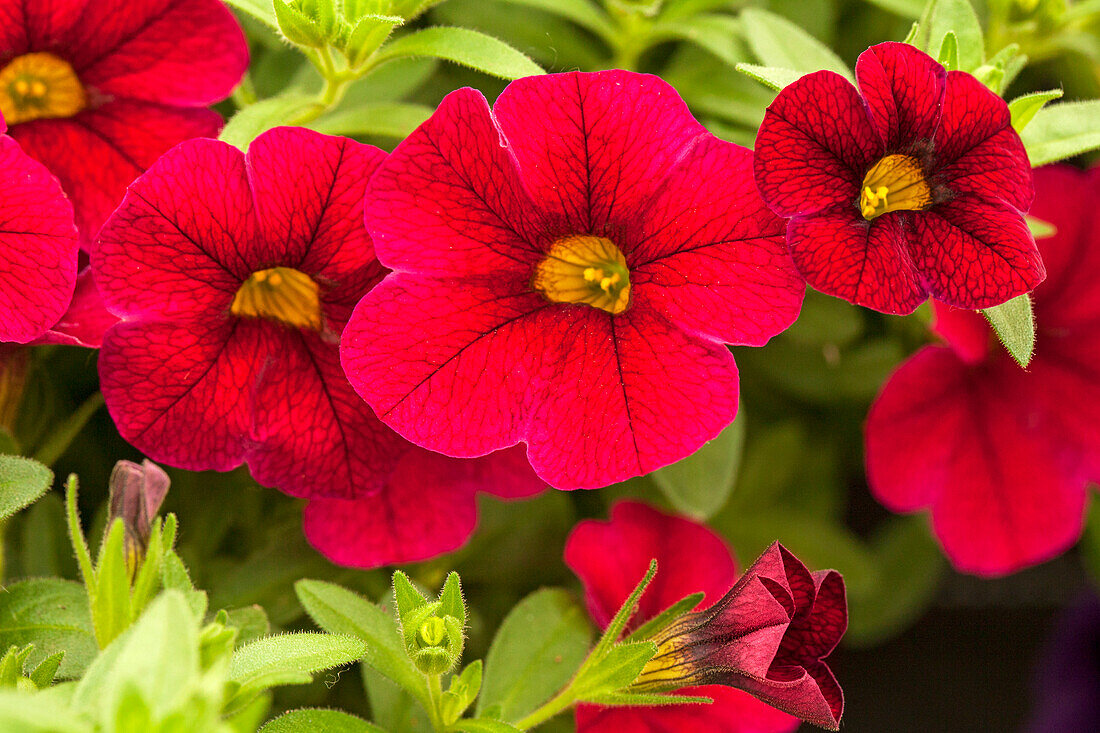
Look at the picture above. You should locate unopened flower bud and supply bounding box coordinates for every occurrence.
[418,617,447,648]
[107,459,169,574]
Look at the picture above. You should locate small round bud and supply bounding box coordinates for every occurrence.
[418,617,447,648]
[414,646,454,676]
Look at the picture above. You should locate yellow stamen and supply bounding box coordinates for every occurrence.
[533,235,631,315]
[230,267,322,331]
[0,53,87,125]
[859,154,932,220]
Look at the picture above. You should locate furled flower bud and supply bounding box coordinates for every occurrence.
[632,542,847,731]
[107,459,169,573]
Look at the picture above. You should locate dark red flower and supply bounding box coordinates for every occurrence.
[341,70,805,491]
[0,0,247,248]
[865,165,1100,575]
[0,122,77,344]
[565,502,845,731]
[755,41,1040,314]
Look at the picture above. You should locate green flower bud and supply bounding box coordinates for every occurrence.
[418,617,447,648]
[273,0,332,49]
[413,646,454,676]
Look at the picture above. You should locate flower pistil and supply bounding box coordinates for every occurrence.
[230,266,322,330]
[533,235,631,315]
[0,53,87,125]
[859,154,932,220]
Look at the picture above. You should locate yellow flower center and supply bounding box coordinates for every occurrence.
[230,267,322,331]
[533,235,631,315]
[0,53,87,125]
[859,154,933,220]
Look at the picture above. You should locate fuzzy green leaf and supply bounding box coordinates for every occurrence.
[625,592,704,643]
[648,14,748,68]
[0,579,96,680]
[915,0,984,71]
[740,8,852,79]
[223,0,279,28]
[498,0,615,39]
[0,455,52,521]
[438,572,466,625]
[228,632,367,697]
[572,641,657,699]
[453,720,524,733]
[983,294,1035,367]
[261,708,385,732]
[92,520,133,649]
[735,63,802,91]
[311,102,432,138]
[1020,101,1100,165]
[28,652,64,688]
[219,94,318,150]
[653,412,745,520]
[374,26,544,80]
[478,588,591,722]
[1009,89,1064,132]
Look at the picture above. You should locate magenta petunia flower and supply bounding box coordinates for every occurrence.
[565,501,846,732]
[93,126,411,499]
[0,120,77,344]
[0,0,247,248]
[754,41,1041,314]
[303,445,546,568]
[341,70,805,490]
[37,267,118,348]
[865,165,1100,575]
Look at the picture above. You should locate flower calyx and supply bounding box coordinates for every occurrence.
[393,570,467,676]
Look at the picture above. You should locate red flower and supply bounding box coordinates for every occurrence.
[865,165,1100,575]
[341,70,805,491]
[37,267,118,348]
[303,445,545,568]
[754,42,1040,314]
[0,0,247,248]
[565,502,845,731]
[0,122,77,343]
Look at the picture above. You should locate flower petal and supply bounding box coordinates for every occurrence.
[246,328,406,499]
[94,136,257,320]
[303,446,544,568]
[10,101,223,249]
[0,135,78,343]
[786,209,925,314]
[754,70,880,218]
[37,267,118,348]
[99,319,265,471]
[911,195,1043,309]
[493,70,708,235]
[854,42,946,150]
[364,87,542,278]
[247,127,387,328]
[576,686,798,733]
[70,0,247,106]
[631,137,804,346]
[564,501,738,629]
[0,0,85,51]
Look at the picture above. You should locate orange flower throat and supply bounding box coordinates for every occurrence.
[0,53,87,125]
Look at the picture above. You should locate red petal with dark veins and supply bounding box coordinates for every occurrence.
[99,320,265,471]
[11,102,223,250]
[631,137,803,346]
[786,209,926,314]
[493,70,708,235]
[37,267,118,348]
[364,87,542,278]
[246,328,406,499]
[754,70,881,218]
[1029,166,1100,329]
[69,0,247,106]
[247,127,387,329]
[911,195,1043,309]
[564,501,738,629]
[0,135,77,344]
[94,136,257,321]
[576,686,798,733]
[934,70,1034,210]
[0,0,85,53]
[303,446,545,568]
[855,42,946,150]
[1027,328,1100,479]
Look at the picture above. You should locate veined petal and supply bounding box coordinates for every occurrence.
[855,42,946,150]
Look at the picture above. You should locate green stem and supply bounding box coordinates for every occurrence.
[426,673,446,732]
[514,686,578,731]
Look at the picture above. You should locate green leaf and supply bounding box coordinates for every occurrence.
[219,94,318,150]
[228,632,367,697]
[224,606,271,648]
[73,591,199,722]
[846,517,946,646]
[261,708,386,733]
[392,571,428,622]
[0,455,52,520]
[0,579,96,680]
[1009,89,1063,133]
[30,392,103,468]
[29,652,64,688]
[223,0,279,29]
[312,102,432,138]
[625,593,704,643]
[294,580,428,708]
[438,572,465,624]
[862,0,925,16]
[161,549,208,621]
[735,63,802,91]
[15,493,75,580]
[1025,215,1056,239]
[92,520,133,649]
[0,689,92,732]
[478,589,592,722]
[374,27,544,80]
[648,14,748,68]
[653,412,745,520]
[915,0,984,71]
[498,0,616,40]
[1020,101,1100,166]
[453,720,524,733]
[982,294,1035,367]
[0,644,33,686]
[582,690,712,706]
[572,641,657,699]
[740,8,853,79]
[361,666,432,732]
[937,31,958,70]
[592,561,656,664]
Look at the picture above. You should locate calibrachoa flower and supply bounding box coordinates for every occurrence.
[0,120,77,344]
[865,165,1100,575]
[566,502,845,731]
[342,70,805,490]
[755,41,1041,314]
[303,445,545,567]
[0,0,247,248]
[38,268,118,348]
